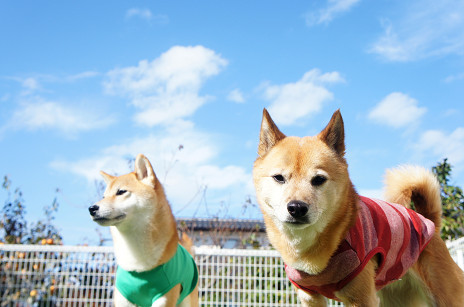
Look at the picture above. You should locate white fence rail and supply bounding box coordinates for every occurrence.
[1,237,463,306]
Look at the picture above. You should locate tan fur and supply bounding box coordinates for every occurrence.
[178,232,199,307]
[253,109,464,306]
[297,288,327,307]
[335,259,379,306]
[384,165,442,231]
[381,165,464,306]
[91,154,198,307]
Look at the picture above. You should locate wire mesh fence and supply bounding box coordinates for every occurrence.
[0,244,114,306]
[447,236,464,270]
[1,237,463,306]
[194,248,309,307]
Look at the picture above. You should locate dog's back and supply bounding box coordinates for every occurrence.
[381,165,464,306]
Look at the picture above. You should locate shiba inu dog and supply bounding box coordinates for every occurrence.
[89,154,199,307]
[253,109,464,306]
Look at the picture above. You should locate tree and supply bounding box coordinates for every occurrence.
[432,159,464,241]
[0,176,28,244]
[0,175,62,244]
[27,192,63,245]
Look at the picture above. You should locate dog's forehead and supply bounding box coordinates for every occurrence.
[267,136,337,172]
[105,173,138,191]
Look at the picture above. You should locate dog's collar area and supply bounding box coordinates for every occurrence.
[115,244,198,307]
[283,196,435,301]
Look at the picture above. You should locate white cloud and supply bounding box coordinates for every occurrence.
[11,77,42,96]
[9,72,100,91]
[442,109,460,118]
[0,94,10,102]
[416,128,464,167]
[125,8,153,20]
[444,72,464,83]
[305,0,361,26]
[5,99,114,136]
[261,69,344,126]
[1,72,112,137]
[125,8,169,24]
[22,78,39,91]
[66,71,99,82]
[368,92,426,128]
[369,0,464,62]
[60,45,248,215]
[227,89,245,103]
[51,124,251,209]
[196,165,248,190]
[104,45,228,127]
[132,92,209,127]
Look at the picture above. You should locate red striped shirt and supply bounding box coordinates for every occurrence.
[285,196,435,301]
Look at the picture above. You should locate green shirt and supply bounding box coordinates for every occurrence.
[115,244,198,306]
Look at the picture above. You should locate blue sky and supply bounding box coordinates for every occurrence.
[1,0,464,245]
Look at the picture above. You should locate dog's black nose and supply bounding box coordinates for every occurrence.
[287,200,309,218]
[88,205,99,216]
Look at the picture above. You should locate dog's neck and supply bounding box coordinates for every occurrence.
[268,187,359,275]
[110,200,178,272]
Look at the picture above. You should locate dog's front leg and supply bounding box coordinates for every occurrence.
[151,284,182,307]
[114,288,137,307]
[296,288,327,307]
[335,259,379,307]
[178,285,199,307]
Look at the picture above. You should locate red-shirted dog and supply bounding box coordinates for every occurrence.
[253,109,464,306]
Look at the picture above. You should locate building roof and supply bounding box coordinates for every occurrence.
[176,218,266,232]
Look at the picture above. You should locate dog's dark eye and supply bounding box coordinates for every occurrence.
[272,174,285,184]
[116,189,127,196]
[311,175,327,186]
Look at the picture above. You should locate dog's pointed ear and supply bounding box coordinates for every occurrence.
[134,154,156,188]
[100,171,115,185]
[318,109,345,156]
[258,108,286,157]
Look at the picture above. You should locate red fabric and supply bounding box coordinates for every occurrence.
[285,196,435,301]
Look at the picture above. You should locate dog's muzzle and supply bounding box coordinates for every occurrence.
[88,204,126,225]
[88,204,99,217]
[287,200,309,222]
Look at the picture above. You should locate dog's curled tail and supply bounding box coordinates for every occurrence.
[384,165,442,232]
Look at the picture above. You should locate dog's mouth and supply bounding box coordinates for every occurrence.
[284,216,311,227]
[92,214,126,226]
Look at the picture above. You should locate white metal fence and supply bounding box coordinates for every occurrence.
[1,237,463,306]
